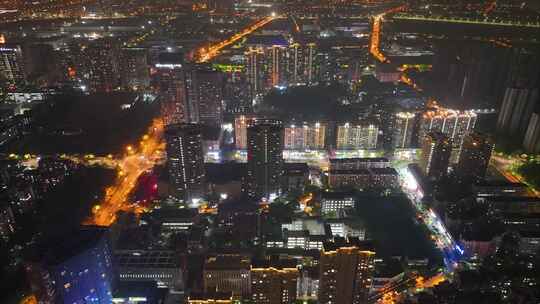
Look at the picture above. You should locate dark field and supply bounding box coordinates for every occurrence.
[2,92,159,155]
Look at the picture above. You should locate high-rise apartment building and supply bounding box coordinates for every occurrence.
[391,112,416,149]
[456,132,494,182]
[336,122,379,150]
[318,238,375,304]
[245,119,284,200]
[497,87,539,140]
[287,42,317,85]
[234,114,257,150]
[245,47,265,98]
[419,105,477,161]
[0,45,25,88]
[267,45,288,88]
[523,112,540,154]
[165,124,206,203]
[284,122,326,150]
[420,132,452,181]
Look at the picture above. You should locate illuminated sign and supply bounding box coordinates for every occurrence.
[155,63,182,69]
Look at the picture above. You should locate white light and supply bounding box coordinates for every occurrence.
[155,63,182,69]
[271,12,276,17]
[220,193,228,200]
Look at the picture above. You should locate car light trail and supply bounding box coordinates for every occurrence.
[196,14,281,63]
[370,5,407,63]
[84,119,165,226]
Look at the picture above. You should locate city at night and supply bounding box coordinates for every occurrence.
[0,0,539,303]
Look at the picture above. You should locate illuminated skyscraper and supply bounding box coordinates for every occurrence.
[165,124,206,203]
[245,47,265,98]
[245,119,284,200]
[266,45,288,88]
[0,45,25,88]
[284,122,326,150]
[188,67,224,128]
[391,112,416,149]
[456,132,494,182]
[420,132,452,181]
[318,238,375,304]
[287,42,317,85]
[336,122,379,150]
[234,114,257,150]
[154,53,189,126]
[418,105,477,161]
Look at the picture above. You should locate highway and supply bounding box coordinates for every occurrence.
[85,119,165,226]
[393,14,540,28]
[195,14,281,63]
[370,5,407,63]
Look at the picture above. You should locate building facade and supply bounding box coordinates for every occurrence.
[336,122,379,150]
[318,238,375,304]
[245,119,284,200]
[165,124,206,203]
[420,132,452,181]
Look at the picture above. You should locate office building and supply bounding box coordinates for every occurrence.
[234,114,257,150]
[328,168,399,190]
[523,112,540,154]
[391,112,416,149]
[336,122,379,150]
[330,158,390,170]
[0,45,25,88]
[282,163,309,193]
[116,250,184,290]
[251,259,299,304]
[203,255,251,298]
[26,227,113,304]
[321,192,355,214]
[497,87,539,139]
[456,132,494,182]
[318,238,375,304]
[420,132,452,181]
[284,122,326,150]
[245,119,284,200]
[165,124,206,203]
[154,53,188,126]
